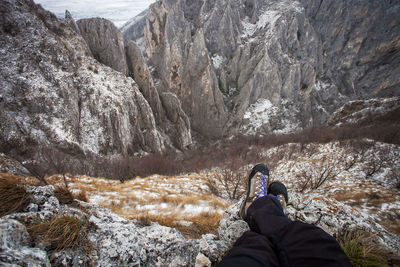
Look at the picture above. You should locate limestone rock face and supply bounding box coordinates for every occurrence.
[143,1,228,139]
[0,0,164,158]
[64,10,81,35]
[300,0,400,97]
[123,0,400,138]
[160,92,192,149]
[77,18,128,75]
[126,41,192,149]
[328,96,400,126]
[218,198,249,245]
[126,41,163,120]
[121,10,147,48]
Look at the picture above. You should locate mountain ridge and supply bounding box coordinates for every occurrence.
[123,0,400,138]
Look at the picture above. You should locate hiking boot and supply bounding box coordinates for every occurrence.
[239,164,270,219]
[268,181,288,213]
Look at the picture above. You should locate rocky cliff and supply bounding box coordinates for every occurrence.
[77,18,129,75]
[123,0,400,138]
[0,0,192,161]
[125,41,192,149]
[121,10,147,47]
[1,0,399,162]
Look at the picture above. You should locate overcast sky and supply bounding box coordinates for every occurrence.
[34,0,156,28]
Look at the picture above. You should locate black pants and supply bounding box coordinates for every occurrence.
[218,196,352,267]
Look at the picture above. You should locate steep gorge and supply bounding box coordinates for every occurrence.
[0,0,399,163]
[124,0,400,138]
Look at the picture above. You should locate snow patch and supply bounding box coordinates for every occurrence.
[241,1,304,40]
[314,80,332,91]
[241,98,300,135]
[211,54,224,69]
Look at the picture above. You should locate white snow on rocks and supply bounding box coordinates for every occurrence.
[211,54,224,69]
[241,98,301,135]
[241,1,304,41]
[329,96,400,126]
[314,80,332,91]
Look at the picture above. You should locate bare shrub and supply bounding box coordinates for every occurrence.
[364,154,385,179]
[93,156,137,182]
[357,146,398,180]
[216,168,247,200]
[21,147,81,184]
[298,156,339,192]
[343,153,360,171]
[21,147,139,183]
[338,140,371,173]
[132,153,183,177]
[205,175,221,197]
[388,166,400,189]
[204,155,249,200]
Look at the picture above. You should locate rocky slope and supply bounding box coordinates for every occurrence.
[123,0,400,138]
[1,135,400,266]
[0,179,230,266]
[0,0,192,162]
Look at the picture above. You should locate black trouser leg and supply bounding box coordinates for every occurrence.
[218,196,352,267]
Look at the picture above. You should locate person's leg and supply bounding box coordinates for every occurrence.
[245,195,291,235]
[245,196,352,267]
[277,221,352,267]
[217,231,278,267]
[220,164,351,266]
[218,196,289,267]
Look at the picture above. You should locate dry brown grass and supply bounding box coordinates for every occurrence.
[189,211,222,235]
[45,173,229,238]
[54,185,88,204]
[381,221,400,236]
[337,229,388,267]
[0,173,30,216]
[333,190,396,208]
[74,189,89,202]
[28,215,92,252]
[333,192,369,202]
[131,213,177,228]
[379,211,400,236]
[129,210,223,239]
[54,186,75,204]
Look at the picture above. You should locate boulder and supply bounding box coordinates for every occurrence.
[0,218,50,266]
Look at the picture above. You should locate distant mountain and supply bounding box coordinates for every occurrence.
[120,9,147,47]
[122,0,400,138]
